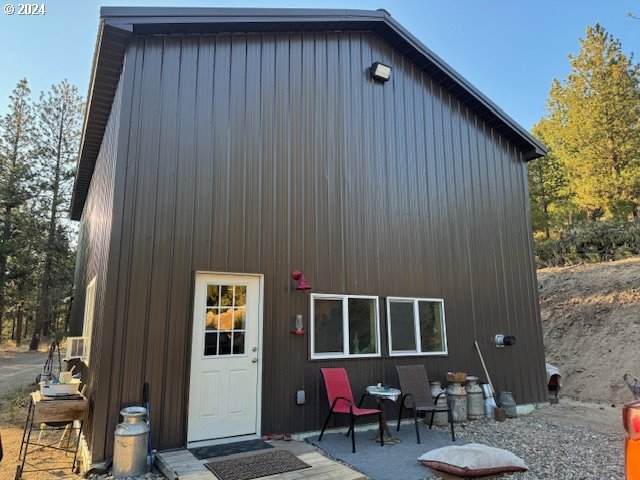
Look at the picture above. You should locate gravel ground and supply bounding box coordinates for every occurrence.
[431,406,624,479]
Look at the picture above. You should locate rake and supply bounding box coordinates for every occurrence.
[623,374,640,400]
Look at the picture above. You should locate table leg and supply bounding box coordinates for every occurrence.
[370,400,400,444]
[18,399,34,461]
[18,399,35,473]
[71,421,83,472]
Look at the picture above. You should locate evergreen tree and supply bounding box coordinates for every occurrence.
[539,24,640,221]
[7,207,44,345]
[527,122,572,238]
[0,79,36,341]
[29,80,82,350]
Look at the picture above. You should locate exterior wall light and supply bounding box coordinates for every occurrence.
[291,270,311,290]
[494,334,516,348]
[370,62,391,82]
[292,313,304,335]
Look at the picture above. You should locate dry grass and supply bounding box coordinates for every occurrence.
[0,383,33,426]
[0,339,53,359]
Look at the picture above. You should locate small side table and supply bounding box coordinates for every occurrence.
[366,386,401,444]
[16,391,88,479]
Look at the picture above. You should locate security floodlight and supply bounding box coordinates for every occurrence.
[370,62,391,82]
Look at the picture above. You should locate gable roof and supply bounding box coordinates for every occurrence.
[70,7,547,220]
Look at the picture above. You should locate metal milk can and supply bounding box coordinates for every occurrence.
[499,391,518,418]
[465,376,484,420]
[446,382,467,423]
[113,406,149,477]
[429,381,449,426]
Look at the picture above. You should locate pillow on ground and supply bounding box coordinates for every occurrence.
[418,443,528,477]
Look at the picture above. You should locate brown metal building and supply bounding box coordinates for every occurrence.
[69,7,548,463]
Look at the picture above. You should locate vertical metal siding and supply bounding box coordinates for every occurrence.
[87,31,547,459]
[68,70,125,458]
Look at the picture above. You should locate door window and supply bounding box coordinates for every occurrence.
[203,284,247,356]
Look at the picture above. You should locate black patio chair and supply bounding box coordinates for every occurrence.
[395,364,455,443]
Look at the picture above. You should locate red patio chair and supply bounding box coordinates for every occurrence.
[318,368,384,453]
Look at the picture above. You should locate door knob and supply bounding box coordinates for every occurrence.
[252,358,258,363]
[252,347,257,352]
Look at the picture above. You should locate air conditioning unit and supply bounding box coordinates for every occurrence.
[65,336,85,360]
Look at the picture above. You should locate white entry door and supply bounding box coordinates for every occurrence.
[188,273,262,444]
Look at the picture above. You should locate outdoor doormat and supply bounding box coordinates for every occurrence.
[204,449,311,480]
[190,439,272,460]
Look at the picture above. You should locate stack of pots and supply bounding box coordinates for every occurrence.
[465,376,484,420]
[429,381,449,426]
[446,372,467,423]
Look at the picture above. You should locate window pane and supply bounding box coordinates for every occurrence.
[389,301,417,351]
[219,333,232,355]
[205,308,217,330]
[218,308,233,331]
[204,332,218,356]
[220,285,234,306]
[348,298,377,355]
[314,299,343,354]
[234,286,246,306]
[232,332,245,354]
[207,285,220,307]
[234,306,246,329]
[419,301,445,352]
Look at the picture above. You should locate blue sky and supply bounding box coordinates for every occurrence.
[0,0,638,131]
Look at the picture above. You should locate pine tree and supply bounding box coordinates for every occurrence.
[0,79,36,341]
[7,207,44,345]
[527,122,572,238]
[29,80,82,350]
[540,24,640,220]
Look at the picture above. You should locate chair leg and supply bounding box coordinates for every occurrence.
[448,409,456,442]
[411,408,420,444]
[397,401,404,432]
[428,411,435,429]
[350,416,356,453]
[318,411,333,441]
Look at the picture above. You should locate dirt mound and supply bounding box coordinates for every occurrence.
[538,256,640,405]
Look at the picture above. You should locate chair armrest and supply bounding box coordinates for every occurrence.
[401,392,417,410]
[434,392,447,403]
[330,396,353,412]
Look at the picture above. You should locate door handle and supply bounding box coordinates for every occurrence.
[251,358,258,363]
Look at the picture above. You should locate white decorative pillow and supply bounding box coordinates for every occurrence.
[418,443,528,477]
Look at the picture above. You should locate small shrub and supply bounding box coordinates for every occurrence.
[1,383,33,424]
[535,221,640,268]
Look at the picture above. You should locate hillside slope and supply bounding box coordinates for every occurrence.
[539,256,640,405]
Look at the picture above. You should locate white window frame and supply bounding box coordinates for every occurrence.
[310,293,381,360]
[386,296,448,357]
[66,278,96,364]
[81,277,96,365]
